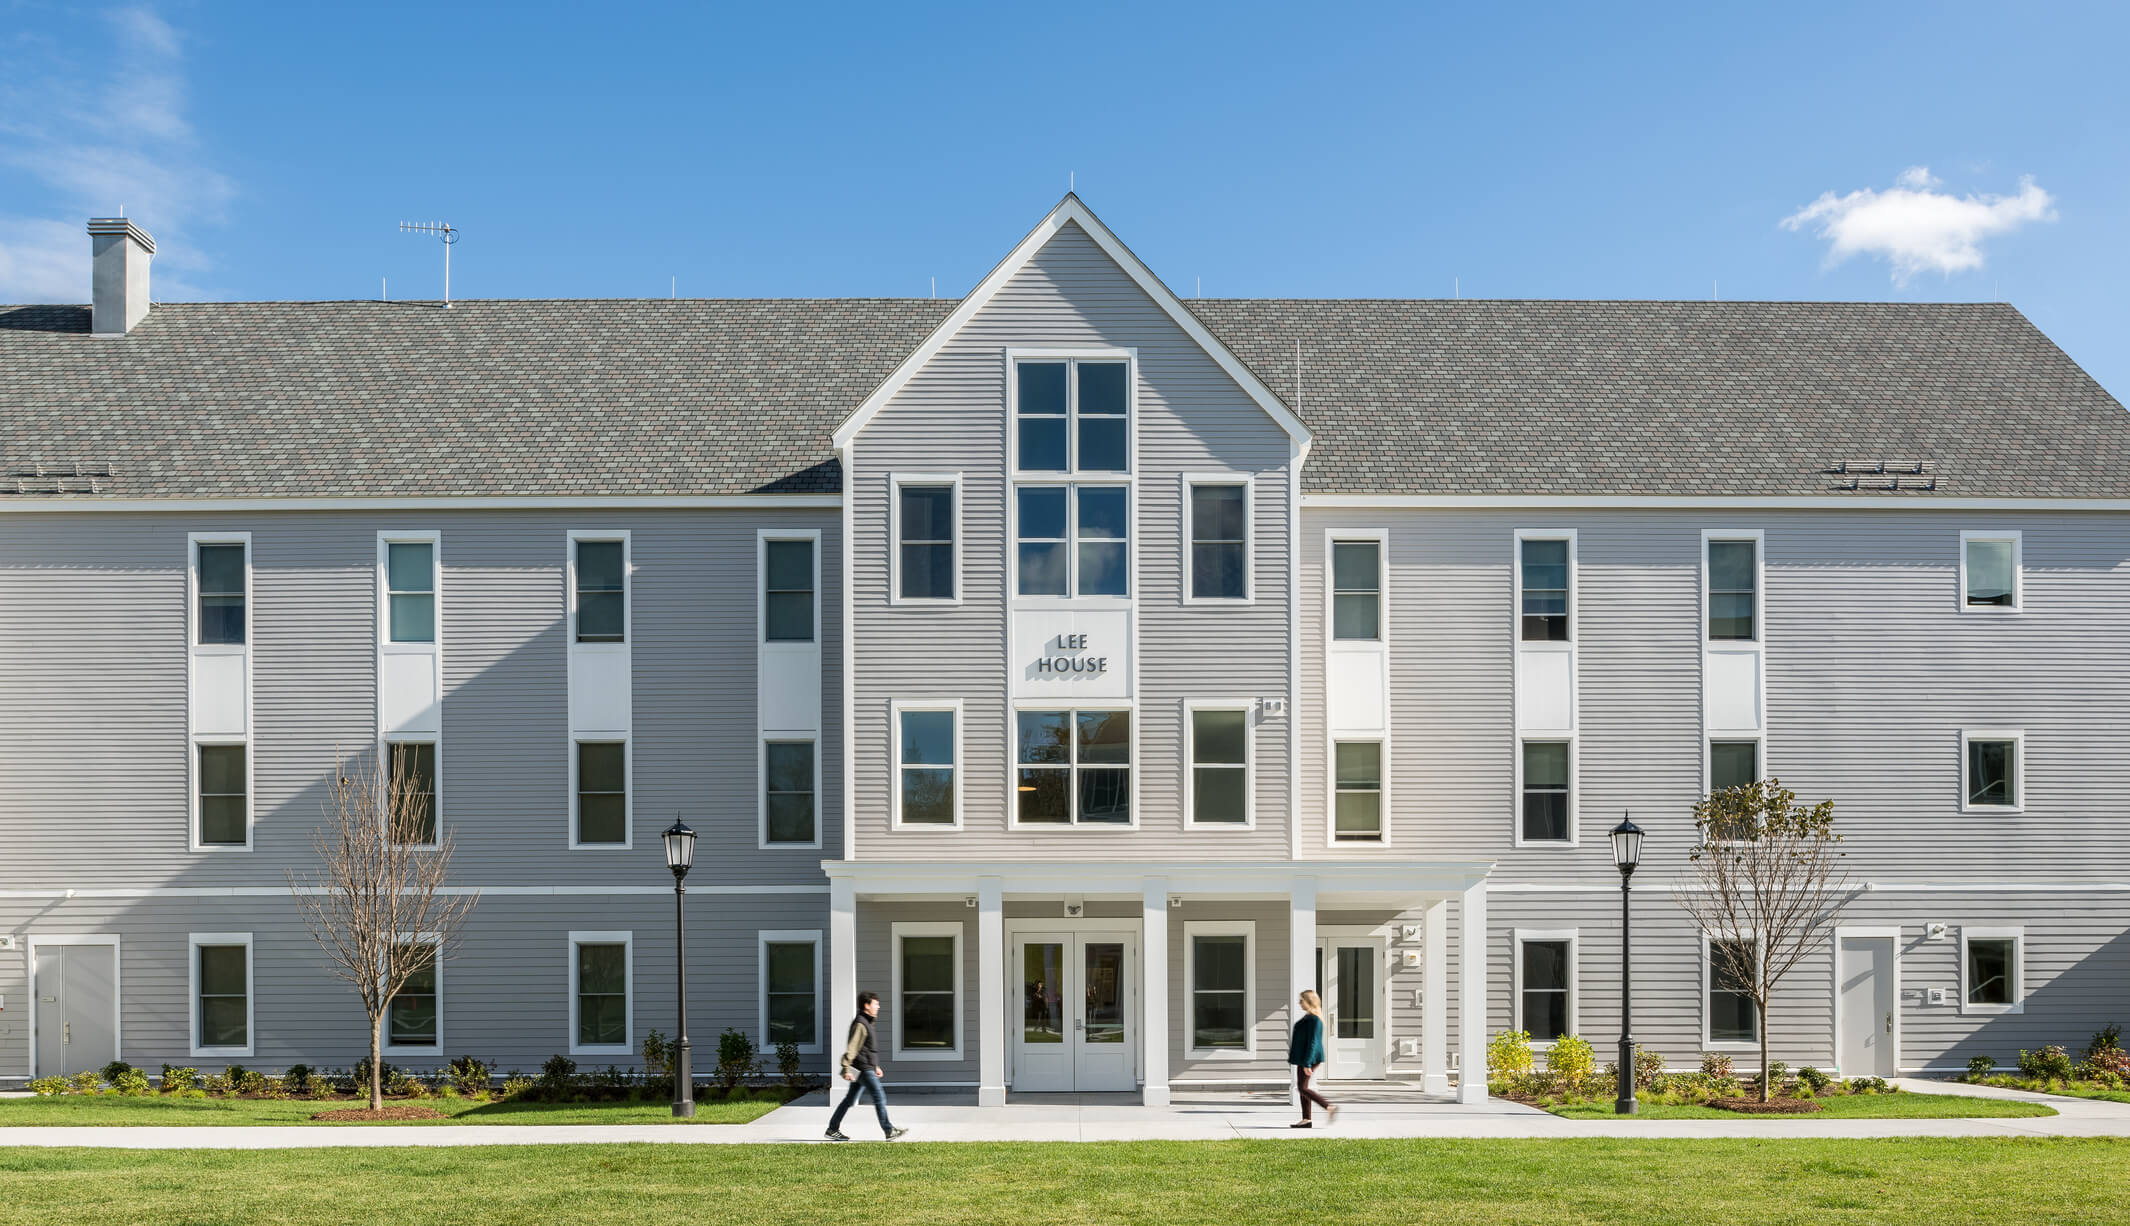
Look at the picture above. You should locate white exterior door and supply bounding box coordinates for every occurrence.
[33,942,118,1077]
[1317,938,1386,1080]
[1012,930,1137,1092]
[1838,936,1896,1077]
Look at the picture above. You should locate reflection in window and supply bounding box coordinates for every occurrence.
[764,539,814,642]
[899,710,956,824]
[1521,939,1569,1042]
[1967,738,2017,807]
[387,542,436,643]
[1332,540,1381,640]
[1191,934,1247,1049]
[1190,484,1247,599]
[764,741,816,844]
[1334,742,1382,840]
[1967,937,2016,1006]
[1708,939,1756,1043]
[1965,537,2017,608]
[899,935,956,1050]
[575,540,625,643]
[1708,539,1757,640]
[1015,708,1130,824]
[897,485,955,600]
[1521,742,1569,842]
[197,543,247,645]
[764,940,817,1047]
[1191,708,1248,824]
[1520,538,1569,642]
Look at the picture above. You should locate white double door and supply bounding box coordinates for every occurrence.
[1011,929,1138,1093]
[1315,937,1387,1080]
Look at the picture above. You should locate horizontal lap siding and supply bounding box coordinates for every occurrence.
[855,902,977,1084]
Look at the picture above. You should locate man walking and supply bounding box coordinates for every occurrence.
[826,989,907,1141]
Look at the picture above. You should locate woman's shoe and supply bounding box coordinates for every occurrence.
[1289,1120,1313,1128]
[1325,1105,1339,1125]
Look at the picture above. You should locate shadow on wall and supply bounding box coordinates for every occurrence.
[1955,926,2130,1070]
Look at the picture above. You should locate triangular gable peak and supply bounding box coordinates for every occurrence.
[832,195,1310,451]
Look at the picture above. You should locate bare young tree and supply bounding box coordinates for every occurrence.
[288,751,478,1111]
[1675,777,1852,1102]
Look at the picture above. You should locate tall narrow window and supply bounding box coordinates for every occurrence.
[897,483,955,601]
[1519,538,1569,641]
[764,740,816,844]
[1519,938,1571,1042]
[197,744,247,846]
[388,942,438,1047]
[1016,486,1069,597]
[1965,935,2018,1007]
[1190,933,1248,1050]
[1190,483,1248,600]
[574,941,628,1049]
[897,708,956,825]
[763,938,819,1049]
[1520,741,1569,842]
[195,942,250,1051]
[576,741,627,844]
[196,543,247,645]
[1190,708,1249,824]
[1332,540,1381,640]
[574,539,625,643]
[1076,486,1129,597]
[1963,534,2020,609]
[898,934,957,1051]
[1076,362,1129,472]
[1333,741,1382,841]
[764,539,814,642]
[1966,735,2019,808]
[386,541,436,643]
[387,741,436,844]
[1016,362,1069,471]
[1708,939,1757,1043]
[1708,740,1759,840]
[1707,539,1758,640]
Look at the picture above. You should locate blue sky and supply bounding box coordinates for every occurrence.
[3,1,2125,397]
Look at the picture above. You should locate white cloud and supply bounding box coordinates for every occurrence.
[1781,166,2055,286]
[0,7,234,303]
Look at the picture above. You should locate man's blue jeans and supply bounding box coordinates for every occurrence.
[830,1069,893,1134]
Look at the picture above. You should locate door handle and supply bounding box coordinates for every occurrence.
[64,1022,71,1044]
[1074,1019,1085,1031]
[1885,1012,1893,1034]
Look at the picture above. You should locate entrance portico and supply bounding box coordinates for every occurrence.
[824,860,1494,1107]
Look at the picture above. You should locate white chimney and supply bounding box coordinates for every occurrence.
[88,217,155,335]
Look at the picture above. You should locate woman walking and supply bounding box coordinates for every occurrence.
[1289,989,1338,1128]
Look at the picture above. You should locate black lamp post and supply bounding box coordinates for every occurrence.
[1610,813,1644,1115]
[663,818,697,1119]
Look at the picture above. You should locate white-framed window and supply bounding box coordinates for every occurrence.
[189,932,253,1058]
[1187,702,1252,826]
[761,533,818,644]
[1010,354,1131,475]
[195,741,249,848]
[1961,729,2023,813]
[385,739,438,846]
[891,921,962,1060]
[192,536,249,647]
[891,474,960,604]
[762,739,818,847]
[568,931,633,1056]
[569,534,629,645]
[384,933,442,1054]
[1704,936,1759,1047]
[759,930,823,1053]
[1331,537,1382,640]
[1014,483,1131,598]
[1185,921,1255,1057]
[1705,737,1764,841]
[572,740,629,847]
[1514,930,1578,1045]
[1959,927,2024,1015]
[893,701,961,828]
[1515,531,1575,643]
[1704,533,1762,642]
[1517,739,1573,845]
[1960,530,2022,612]
[1013,707,1133,826]
[1332,740,1383,842]
[381,535,440,645]
[1185,475,1252,603]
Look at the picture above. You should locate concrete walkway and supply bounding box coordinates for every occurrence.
[2,1080,2124,1149]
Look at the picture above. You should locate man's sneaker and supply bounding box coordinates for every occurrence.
[884,1127,909,1140]
[824,1128,850,1141]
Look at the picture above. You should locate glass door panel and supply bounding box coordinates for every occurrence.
[1023,943,1064,1045]
[1336,945,1374,1039]
[1083,943,1124,1044]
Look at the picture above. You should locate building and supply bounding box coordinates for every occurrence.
[4,199,2127,1101]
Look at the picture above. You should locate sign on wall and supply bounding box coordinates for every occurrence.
[1012,610,1131,699]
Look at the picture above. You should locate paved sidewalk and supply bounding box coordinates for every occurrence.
[2,1081,2123,1148]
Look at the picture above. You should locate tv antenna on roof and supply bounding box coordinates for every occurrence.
[398,221,459,308]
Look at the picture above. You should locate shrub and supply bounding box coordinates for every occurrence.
[2091,1023,2123,1054]
[71,1071,104,1095]
[1966,1055,1996,1082]
[448,1055,491,1097]
[200,1072,233,1096]
[27,1077,68,1096]
[1764,1060,1791,1090]
[777,1039,806,1094]
[642,1030,671,1088]
[502,1074,536,1100]
[383,1066,420,1097]
[160,1066,199,1093]
[715,1029,760,1094]
[1633,1047,1665,1088]
[1699,1052,1734,1080]
[1487,1030,1535,1078]
[1797,1065,1831,1093]
[2018,1045,2076,1082]
[353,1057,401,1098]
[538,1054,577,1100]
[109,1067,151,1096]
[224,1065,265,1095]
[1847,1076,1891,1095]
[282,1064,314,1095]
[1547,1035,1598,1093]
[100,1060,136,1085]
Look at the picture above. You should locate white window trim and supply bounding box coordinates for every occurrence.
[565,529,633,646]
[190,736,254,854]
[1512,929,1579,1048]
[1181,473,1254,605]
[1700,529,1765,645]
[376,529,443,652]
[892,699,963,830]
[889,473,963,606]
[1184,920,1257,1059]
[567,930,634,1057]
[1008,479,1136,604]
[1512,528,1578,646]
[1327,737,1389,847]
[383,735,441,850]
[382,931,444,1055]
[1958,529,2023,614]
[1325,530,1388,644]
[1184,699,1255,829]
[1512,736,1578,848]
[1958,926,2025,1015]
[188,532,254,853]
[27,935,122,1078]
[1004,347,1137,479]
[1959,728,2025,815]
[758,736,822,850]
[188,531,254,649]
[890,920,964,1061]
[757,528,821,647]
[569,737,633,851]
[758,929,824,1054]
[188,931,255,1059]
[1005,701,1141,830]
[1700,933,1761,1050]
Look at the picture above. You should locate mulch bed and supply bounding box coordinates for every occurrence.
[308,1104,449,1122]
[1712,1097,1822,1114]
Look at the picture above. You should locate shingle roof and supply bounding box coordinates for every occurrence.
[3,297,2124,500]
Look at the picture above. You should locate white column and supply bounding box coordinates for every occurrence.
[1457,879,1489,1105]
[1422,897,1449,1095]
[977,876,1006,1106]
[829,875,857,1071]
[1141,877,1170,1106]
[1289,876,1318,1105]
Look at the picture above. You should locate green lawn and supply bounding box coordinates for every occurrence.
[1547,1091,2055,1120]
[1972,1077,2130,1105]
[2,1139,2126,1225]
[0,1092,784,1127]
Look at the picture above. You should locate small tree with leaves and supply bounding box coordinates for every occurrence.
[1675,777,1852,1102]
[288,752,478,1110]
